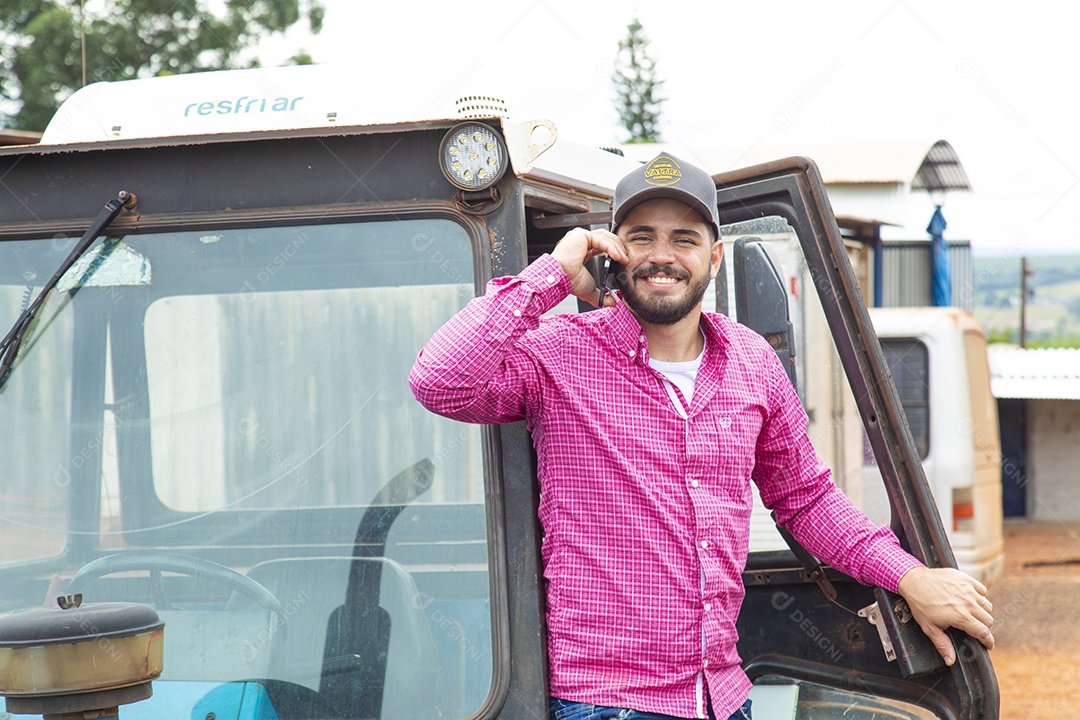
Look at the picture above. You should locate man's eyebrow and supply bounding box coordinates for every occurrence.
[624,224,706,240]
[673,227,705,239]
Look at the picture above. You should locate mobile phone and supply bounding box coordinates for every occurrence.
[594,253,628,307]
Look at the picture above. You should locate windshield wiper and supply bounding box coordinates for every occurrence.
[0,190,137,391]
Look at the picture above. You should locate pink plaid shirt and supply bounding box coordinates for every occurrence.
[409,254,920,719]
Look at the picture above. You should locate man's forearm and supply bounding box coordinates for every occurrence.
[782,480,922,593]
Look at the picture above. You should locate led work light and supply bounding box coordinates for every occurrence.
[439,123,508,191]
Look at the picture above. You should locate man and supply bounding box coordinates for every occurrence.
[409,154,994,720]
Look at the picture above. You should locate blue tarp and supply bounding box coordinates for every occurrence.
[928,205,951,306]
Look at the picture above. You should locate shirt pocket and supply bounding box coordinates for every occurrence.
[692,400,765,503]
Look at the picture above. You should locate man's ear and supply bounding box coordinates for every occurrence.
[710,241,724,280]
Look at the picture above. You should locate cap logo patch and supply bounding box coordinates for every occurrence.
[643,156,682,186]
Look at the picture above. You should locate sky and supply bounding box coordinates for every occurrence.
[259,0,1080,257]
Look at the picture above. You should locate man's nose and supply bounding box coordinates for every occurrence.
[646,237,678,264]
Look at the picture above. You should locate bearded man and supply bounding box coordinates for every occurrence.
[409,154,994,720]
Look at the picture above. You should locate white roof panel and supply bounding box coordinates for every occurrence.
[987,345,1080,400]
[36,65,639,198]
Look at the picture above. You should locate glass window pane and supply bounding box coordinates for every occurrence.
[0,256,73,562]
[0,218,493,720]
[881,339,931,460]
[755,677,938,720]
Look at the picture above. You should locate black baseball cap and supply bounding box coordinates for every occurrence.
[612,154,721,240]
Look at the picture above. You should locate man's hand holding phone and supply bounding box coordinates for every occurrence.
[551,227,627,308]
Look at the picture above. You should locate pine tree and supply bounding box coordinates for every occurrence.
[612,18,665,143]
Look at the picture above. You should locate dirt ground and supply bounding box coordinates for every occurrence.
[986,520,1080,719]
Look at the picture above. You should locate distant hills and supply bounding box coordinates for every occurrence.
[972,254,1080,347]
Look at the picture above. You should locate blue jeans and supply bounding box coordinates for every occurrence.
[550,697,752,720]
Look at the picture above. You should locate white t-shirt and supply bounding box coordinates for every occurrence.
[649,340,705,419]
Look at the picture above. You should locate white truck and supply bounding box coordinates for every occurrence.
[862,307,1005,585]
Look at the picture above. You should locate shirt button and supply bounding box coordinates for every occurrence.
[546,274,556,284]
[628,350,635,358]
[700,540,709,549]
[639,335,646,344]
[704,603,712,612]
[703,659,710,668]
[690,479,700,488]
[512,309,522,317]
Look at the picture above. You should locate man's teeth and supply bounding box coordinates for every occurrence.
[647,276,680,284]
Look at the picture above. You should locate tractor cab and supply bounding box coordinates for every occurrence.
[0,65,996,719]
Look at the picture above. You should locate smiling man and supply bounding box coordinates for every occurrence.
[409,154,994,720]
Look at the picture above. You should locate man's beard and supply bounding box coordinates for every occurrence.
[614,263,713,325]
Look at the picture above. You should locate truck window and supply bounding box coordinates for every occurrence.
[0,217,495,720]
[875,339,930,461]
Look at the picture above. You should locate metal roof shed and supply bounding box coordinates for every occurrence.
[987,346,1080,400]
[988,345,1080,521]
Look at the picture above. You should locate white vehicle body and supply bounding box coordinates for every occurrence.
[861,307,1004,584]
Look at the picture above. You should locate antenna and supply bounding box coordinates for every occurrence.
[80,0,87,87]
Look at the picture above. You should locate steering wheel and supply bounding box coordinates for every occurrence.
[69,552,284,615]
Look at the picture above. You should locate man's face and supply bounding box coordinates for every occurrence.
[613,197,722,326]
